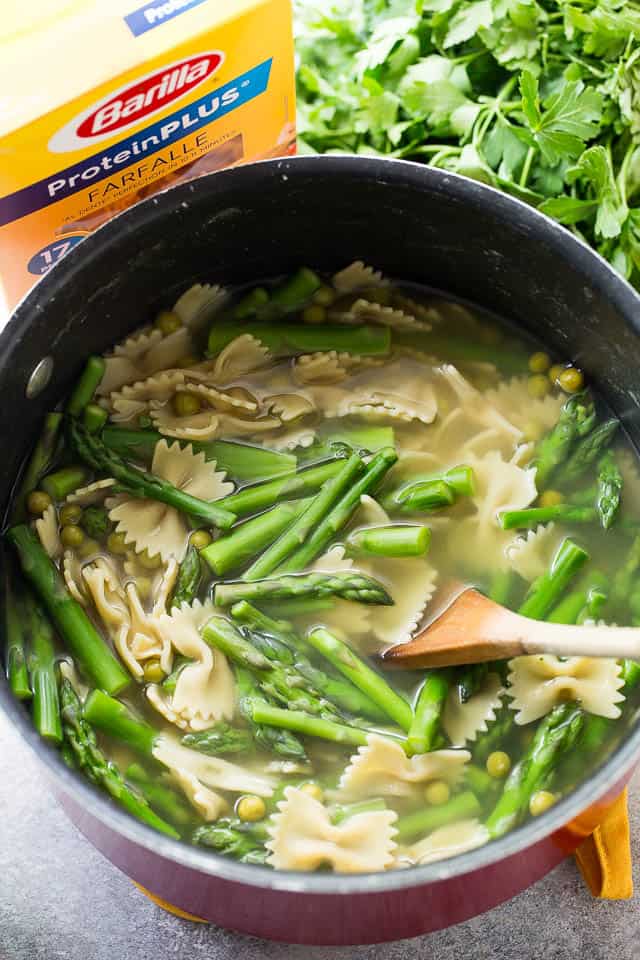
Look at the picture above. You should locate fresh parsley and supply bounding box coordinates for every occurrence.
[295,0,640,287]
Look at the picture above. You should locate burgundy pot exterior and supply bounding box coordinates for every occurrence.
[53,759,636,945]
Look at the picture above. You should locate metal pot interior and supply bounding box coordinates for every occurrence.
[2,155,640,895]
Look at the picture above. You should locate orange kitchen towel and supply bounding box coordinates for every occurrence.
[574,789,633,899]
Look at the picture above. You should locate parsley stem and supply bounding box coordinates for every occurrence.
[519,146,536,189]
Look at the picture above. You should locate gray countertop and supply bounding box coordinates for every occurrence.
[2,712,639,960]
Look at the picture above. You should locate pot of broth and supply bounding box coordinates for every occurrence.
[2,156,640,944]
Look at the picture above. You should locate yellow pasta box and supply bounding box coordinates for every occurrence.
[0,0,296,308]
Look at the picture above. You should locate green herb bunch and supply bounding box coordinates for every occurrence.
[295,0,640,285]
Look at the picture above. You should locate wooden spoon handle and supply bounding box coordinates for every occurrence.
[497,611,640,660]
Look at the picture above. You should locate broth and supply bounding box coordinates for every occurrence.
[6,261,640,873]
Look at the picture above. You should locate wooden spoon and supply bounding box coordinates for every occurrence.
[382,585,640,668]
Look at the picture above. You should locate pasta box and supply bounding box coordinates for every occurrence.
[0,0,295,309]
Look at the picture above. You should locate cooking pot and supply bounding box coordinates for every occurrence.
[2,156,640,945]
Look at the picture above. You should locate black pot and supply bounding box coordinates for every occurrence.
[2,156,640,945]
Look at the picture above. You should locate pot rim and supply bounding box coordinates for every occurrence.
[3,154,640,895]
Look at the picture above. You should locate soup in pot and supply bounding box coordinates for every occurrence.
[6,261,640,872]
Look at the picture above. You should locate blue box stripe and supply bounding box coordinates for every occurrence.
[125,0,210,37]
[0,59,272,227]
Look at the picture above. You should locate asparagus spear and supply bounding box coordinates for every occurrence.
[80,505,111,540]
[533,391,596,488]
[181,723,253,756]
[270,267,322,310]
[407,671,450,755]
[233,286,270,320]
[83,403,109,435]
[218,460,346,518]
[161,655,191,695]
[246,698,372,747]
[68,418,236,529]
[5,568,31,700]
[193,816,269,863]
[455,663,490,705]
[203,616,344,719]
[596,451,623,530]
[280,447,399,572]
[612,533,640,609]
[67,356,106,416]
[208,321,391,359]
[61,680,179,838]
[13,413,63,522]
[201,499,312,576]
[518,539,589,620]
[347,524,431,557]
[215,571,393,608]
[84,690,157,757]
[101,427,296,482]
[234,664,308,760]
[26,597,62,743]
[382,465,475,514]
[242,452,364,579]
[260,597,334,617]
[330,798,389,824]
[126,763,194,828]
[170,543,203,608]
[486,702,585,838]
[393,329,529,375]
[499,504,596,530]
[561,419,619,484]
[230,601,388,721]
[306,626,413,731]
[395,791,481,843]
[8,525,130,695]
[547,571,608,625]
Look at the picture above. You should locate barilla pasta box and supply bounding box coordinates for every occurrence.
[0,0,296,308]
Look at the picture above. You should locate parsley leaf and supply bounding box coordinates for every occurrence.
[519,70,603,164]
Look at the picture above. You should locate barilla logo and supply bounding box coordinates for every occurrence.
[49,52,224,153]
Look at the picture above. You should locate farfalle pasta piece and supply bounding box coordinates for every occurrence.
[265,393,315,422]
[172,283,227,328]
[444,451,537,574]
[332,261,386,293]
[507,655,625,724]
[442,673,505,746]
[266,786,397,873]
[177,381,260,417]
[293,351,360,385]
[107,441,233,562]
[485,377,565,440]
[152,735,275,797]
[150,401,220,441]
[263,426,317,451]
[310,359,438,425]
[336,734,469,800]
[147,600,235,732]
[401,820,489,867]
[66,478,117,506]
[83,556,177,680]
[210,334,271,383]
[163,764,228,821]
[335,298,432,333]
[306,545,371,639]
[357,552,438,650]
[99,327,193,397]
[110,370,185,422]
[506,524,565,582]
[345,499,438,649]
[35,505,61,560]
[63,551,88,606]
